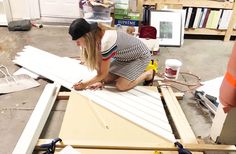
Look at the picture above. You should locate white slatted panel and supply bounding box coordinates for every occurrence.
[13,46,175,142]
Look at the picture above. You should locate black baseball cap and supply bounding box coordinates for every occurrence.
[69,18,98,40]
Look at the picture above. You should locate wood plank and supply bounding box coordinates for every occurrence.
[160,85,196,143]
[210,104,236,144]
[159,85,203,154]
[12,83,61,154]
[224,2,236,41]
[59,91,175,154]
[57,91,184,100]
[36,139,236,152]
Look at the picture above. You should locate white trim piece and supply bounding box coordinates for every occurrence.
[79,89,175,142]
[93,90,171,131]
[13,46,175,142]
[13,46,97,88]
[12,83,61,154]
[118,89,168,120]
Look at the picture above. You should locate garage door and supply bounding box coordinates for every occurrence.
[39,0,81,18]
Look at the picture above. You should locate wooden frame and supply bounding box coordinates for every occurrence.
[150,10,182,46]
[11,83,236,153]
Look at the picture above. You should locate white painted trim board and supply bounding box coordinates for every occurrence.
[12,83,61,154]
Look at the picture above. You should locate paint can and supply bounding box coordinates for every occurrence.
[164,59,182,80]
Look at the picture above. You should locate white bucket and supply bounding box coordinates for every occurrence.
[164,59,182,80]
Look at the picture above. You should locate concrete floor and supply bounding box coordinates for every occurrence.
[0,26,235,154]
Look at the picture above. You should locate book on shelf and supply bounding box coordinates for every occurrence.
[211,9,222,29]
[199,8,208,28]
[185,7,192,28]
[192,8,203,28]
[205,9,216,29]
[188,7,197,28]
[202,9,211,28]
[218,9,233,30]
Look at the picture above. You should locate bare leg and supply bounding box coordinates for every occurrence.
[103,73,119,84]
[115,69,153,91]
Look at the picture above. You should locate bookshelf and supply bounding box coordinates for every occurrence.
[140,0,236,41]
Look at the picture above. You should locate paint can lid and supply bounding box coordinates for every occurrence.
[165,59,182,67]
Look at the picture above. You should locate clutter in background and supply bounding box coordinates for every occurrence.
[8,20,32,31]
[114,0,139,34]
[31,21,43,29]
[0,65,40,94]
[80,0,114,20]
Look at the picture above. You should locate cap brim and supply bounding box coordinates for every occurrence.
[90,22,98,31]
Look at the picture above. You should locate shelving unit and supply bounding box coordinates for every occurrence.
[140,0,236,41]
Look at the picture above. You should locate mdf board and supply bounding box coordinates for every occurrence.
[210,104,236,144]
[59,91,176,154]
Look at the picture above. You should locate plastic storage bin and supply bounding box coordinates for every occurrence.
[85,17,113,26]
[83,5,111,20]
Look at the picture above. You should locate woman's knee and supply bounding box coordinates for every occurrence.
[116,83,126,91]
[115,82,130,91]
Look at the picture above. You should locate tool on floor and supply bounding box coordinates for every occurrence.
[174,142,192,154]
[0,65,40,94]
[40,138,62,154]
[194,90,218,115]
[8,19,32,31]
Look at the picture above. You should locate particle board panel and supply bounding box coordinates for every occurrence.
[59,91,176,154]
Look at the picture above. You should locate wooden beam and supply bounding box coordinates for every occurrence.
[36,139,236,152]
[12,83,61,154]
[56,91,184,101]
[224,2,236,41]
[159,85,196,143]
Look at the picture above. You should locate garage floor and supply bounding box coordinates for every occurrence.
[0,26,234,154]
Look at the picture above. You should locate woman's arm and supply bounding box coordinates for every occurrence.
[73,58,111,90]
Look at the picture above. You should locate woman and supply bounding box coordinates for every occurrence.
[69,18,155,91]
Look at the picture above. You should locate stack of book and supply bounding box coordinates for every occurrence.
[184,7,233,30]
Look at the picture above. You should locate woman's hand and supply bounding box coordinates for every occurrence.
[73,82,87,90]
[87,82,104,90]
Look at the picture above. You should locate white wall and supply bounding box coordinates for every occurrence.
[9,0,39,20]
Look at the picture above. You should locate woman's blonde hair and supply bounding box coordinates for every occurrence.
[80,23,115,70]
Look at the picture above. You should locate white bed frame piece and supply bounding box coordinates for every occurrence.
[13,46,175,142]
[12,83,61,154]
